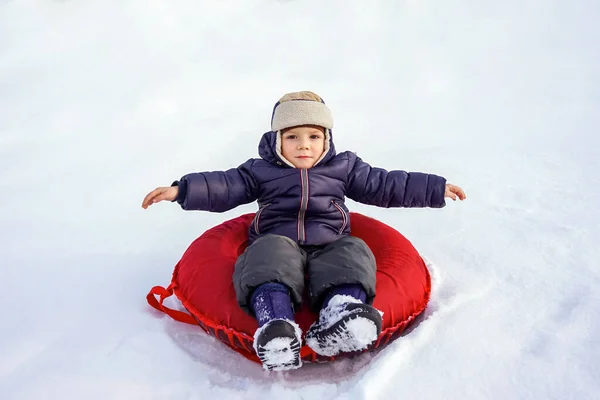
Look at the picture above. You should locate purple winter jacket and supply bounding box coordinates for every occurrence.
[174,130,447,246]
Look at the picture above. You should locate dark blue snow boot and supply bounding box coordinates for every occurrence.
[306,285,382,357]
[250,283,302,371]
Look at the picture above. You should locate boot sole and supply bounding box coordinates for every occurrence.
[254,319,303,371]
[256,336,302,371]
[306,307,381,357]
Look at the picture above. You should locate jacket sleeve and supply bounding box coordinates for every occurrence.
[175,159,259,212]
[346,153,447,208]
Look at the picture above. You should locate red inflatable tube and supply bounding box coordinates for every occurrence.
[147,212,431,364]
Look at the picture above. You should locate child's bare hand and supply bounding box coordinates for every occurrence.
[445,184,466,201]
[142,186,178,209]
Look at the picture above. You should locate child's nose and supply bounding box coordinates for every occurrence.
[297,139,310,149]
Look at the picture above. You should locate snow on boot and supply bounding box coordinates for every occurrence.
[253,319,303,371]
[305,294,382,357]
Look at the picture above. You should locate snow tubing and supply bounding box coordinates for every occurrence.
[147,213,431,364]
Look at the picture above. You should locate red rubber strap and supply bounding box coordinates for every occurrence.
[146,284,197,325]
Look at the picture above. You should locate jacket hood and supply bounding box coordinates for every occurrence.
[258,129,337,168]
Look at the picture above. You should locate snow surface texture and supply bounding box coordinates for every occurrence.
[305,295,381,357]
[1,0,599,399]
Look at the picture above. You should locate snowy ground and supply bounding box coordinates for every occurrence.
[1,1,599,399]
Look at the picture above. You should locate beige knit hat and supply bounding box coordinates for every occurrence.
[270,91,333,168]
[270,91,333,132]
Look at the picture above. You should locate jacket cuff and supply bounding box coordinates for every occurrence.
[171,180,188,205]
[430,175,447,208]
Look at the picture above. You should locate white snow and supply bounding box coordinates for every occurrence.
[343,319,377,348]
[316,295,364,330]
[255,336,301,371]
[1,0,599,399]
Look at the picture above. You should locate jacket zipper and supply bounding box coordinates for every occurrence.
[332,200,348,235]
[297,168,309,244]
[254,203,271,235]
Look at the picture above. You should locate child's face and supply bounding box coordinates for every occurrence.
[280,125,326,169]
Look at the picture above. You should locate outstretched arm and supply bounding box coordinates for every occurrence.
[346,154,449,208]
[142,159,259,212]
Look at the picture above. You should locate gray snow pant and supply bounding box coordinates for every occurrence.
[233,234,377,315]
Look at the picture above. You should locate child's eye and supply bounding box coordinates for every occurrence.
[310,135,323,139]
[285,135,297,140]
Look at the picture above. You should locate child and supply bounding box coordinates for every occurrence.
[142,91,466,371]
